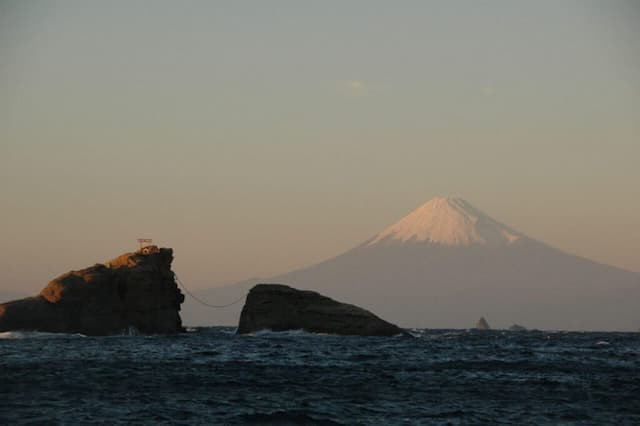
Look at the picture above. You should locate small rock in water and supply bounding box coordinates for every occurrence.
[508,324,527,332]
[475,317,491,330]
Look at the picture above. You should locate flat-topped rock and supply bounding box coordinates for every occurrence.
[0,248,184,335]
[508,324,527,331]
[237,284,403,336]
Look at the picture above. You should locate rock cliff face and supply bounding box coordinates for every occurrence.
[237,284,403,336]
[0,248,184,335]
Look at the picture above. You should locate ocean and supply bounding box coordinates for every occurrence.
[1,328,638,425]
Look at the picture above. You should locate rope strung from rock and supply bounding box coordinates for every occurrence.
[173,273,246,308]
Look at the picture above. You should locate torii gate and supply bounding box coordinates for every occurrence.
[137,238,153,250]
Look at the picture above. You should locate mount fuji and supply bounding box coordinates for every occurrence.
[184,197,639,331]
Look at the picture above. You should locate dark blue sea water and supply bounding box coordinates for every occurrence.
[1,328,639,425]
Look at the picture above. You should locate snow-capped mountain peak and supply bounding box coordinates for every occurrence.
[368,197,522,247]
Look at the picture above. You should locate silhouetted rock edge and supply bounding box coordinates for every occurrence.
[237,284,404,336]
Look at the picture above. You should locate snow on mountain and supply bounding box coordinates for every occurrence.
[368,197,522,247]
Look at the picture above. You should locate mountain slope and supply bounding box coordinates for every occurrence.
[368,197,522,246]
[183,197,639,330]
[0,290,28,304]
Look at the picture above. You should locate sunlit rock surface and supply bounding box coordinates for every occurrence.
[0,248,184,335]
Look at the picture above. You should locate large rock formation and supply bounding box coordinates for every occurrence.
[237,284,403,336]
[0,248,185,335]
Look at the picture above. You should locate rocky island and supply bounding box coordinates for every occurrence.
[237,284,403,336]
[475,317,491,330]
[0,247,184,335]
[508,324,527,331]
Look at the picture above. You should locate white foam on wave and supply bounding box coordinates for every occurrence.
[0,331,87,339]
[245,329,326,337]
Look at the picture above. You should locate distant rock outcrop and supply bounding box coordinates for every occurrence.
[508,324,527,331]
[237,284,403,336]
[475,317,491,330]
[0,248,185,335]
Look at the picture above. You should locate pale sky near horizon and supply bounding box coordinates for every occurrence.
[1,0,639,294]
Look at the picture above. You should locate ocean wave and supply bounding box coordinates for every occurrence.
[0,331,87,339]
[1,326,637,424]
[233,410,345,425]
[246,328,317,337]
[243,328,410,338]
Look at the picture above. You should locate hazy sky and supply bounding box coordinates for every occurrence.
[1,1,639,294]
